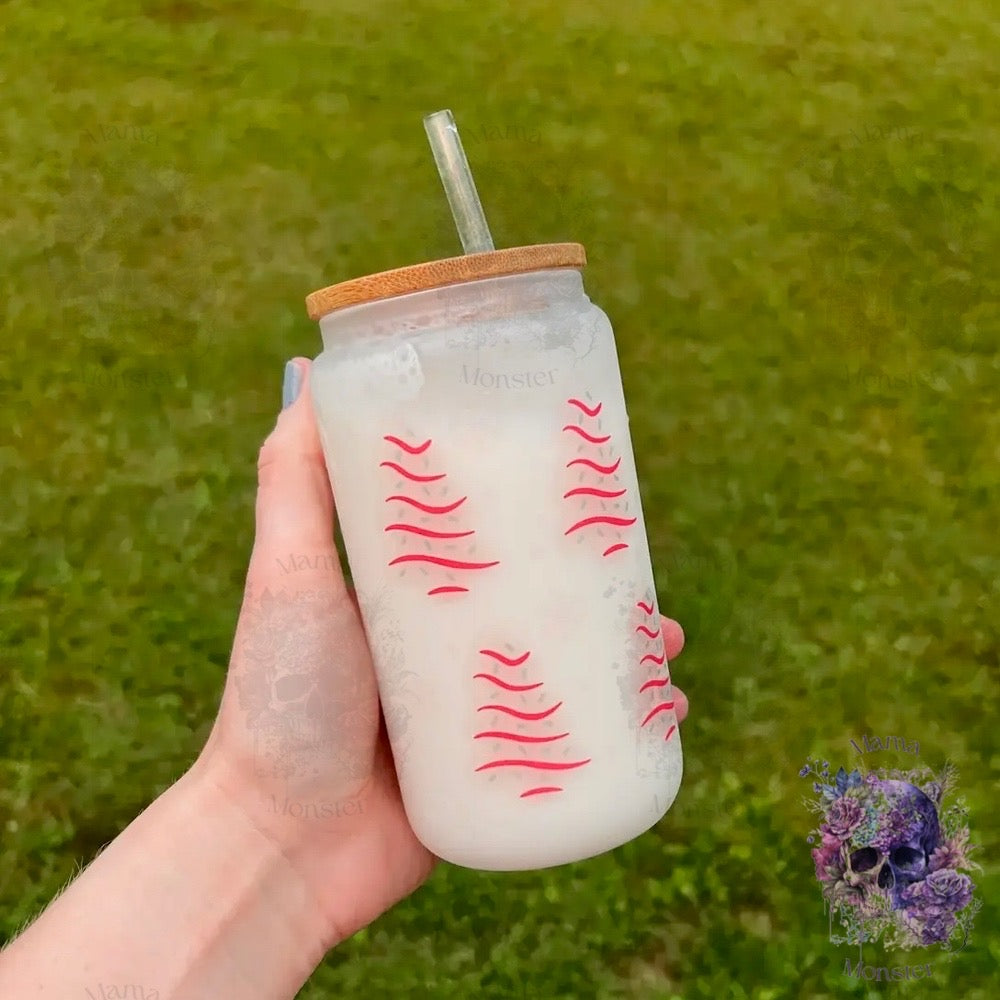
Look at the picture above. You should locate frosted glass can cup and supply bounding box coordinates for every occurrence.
[305,243,682,870]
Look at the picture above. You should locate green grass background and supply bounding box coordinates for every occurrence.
[1,0,998,996]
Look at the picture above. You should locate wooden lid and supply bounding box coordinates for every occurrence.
[305,242,586,321]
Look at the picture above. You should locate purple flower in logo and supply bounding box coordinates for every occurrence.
[869,803,924,852]
[929,831,973,873]
[902,869,973,913]
[812,833,843,882]
[822,796,864,840]
[912,907,958,945]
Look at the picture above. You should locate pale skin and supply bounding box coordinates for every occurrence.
[0,358,689,999]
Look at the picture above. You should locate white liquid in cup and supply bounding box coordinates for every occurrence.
[310,267,681,870]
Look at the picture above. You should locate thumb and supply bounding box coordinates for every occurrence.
[247,357,348,600]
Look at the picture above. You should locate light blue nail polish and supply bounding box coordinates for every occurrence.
[282,360,303,409]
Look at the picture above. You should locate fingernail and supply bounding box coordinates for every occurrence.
[282,360,303,409]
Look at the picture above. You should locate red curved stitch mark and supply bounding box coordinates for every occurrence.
[563,424,612,444]
[664,724,677,743]
[383,435,431,454]
[521,786,563,798]
[640,651,666,666]
[389,554,499,570]
[637,600,656,615]
[386,523,475,540]
[563,486,627,499]
[428,586,468,596]
[635,623,661,638]
[567,398,602,417]
[602,543,629,557]
[475,758,591,772]
[474,731,569,744]
[566,456,622,475]
[379,461,445,483]
[479,649,530,667]
[473,674,544,692]
[477,702,563,721]
[639,678,671,693]
[385,495,466,515]
[565,515,637,536]
[640,702,675,727]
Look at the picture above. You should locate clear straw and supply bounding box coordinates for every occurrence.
[423,109,495,254]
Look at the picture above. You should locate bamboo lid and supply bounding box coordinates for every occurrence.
[305,242,586,322]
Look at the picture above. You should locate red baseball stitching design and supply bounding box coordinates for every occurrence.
[567,398,602,417]
[602,543,630,556]
[639,678,671,693]
[476,702,563,721]
[385,524,475,540]
[633,598,676,741]
[640,701,676,727]
[561,397,633,558]
[378,461,446,483]
[562,424,611,445]
[474,648,589,799]
[475,758,591,772]
[563,487,627,500]
[382,434,499,599]
[567,456,621,475]
[473,674,544,692]
[382,435,430,454]
[566,515,637,536]
[479,649,530,666]
[385,495,467,515]
[388,554,499,570]
[474,731,570,744]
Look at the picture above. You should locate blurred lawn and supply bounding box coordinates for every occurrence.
[1,0,998,997]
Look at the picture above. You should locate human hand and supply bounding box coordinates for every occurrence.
[195,357,689,949]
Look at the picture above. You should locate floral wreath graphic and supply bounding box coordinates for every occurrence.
[800,759,982,952]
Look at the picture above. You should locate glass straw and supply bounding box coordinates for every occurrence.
[423,109,495,254]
